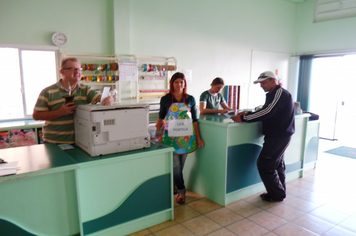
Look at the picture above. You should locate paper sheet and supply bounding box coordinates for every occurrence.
[100,87,111,103]
[58,144,75,150]
[168,119,193,137]
[222,119,235,124]
[0,161,18,176]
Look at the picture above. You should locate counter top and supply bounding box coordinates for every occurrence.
[65,143,173,165]
[198,113,310,127]
[0,143,173,182]
[198,113,236,126]
[0,144,78,182]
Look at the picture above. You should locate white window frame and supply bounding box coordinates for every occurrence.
[0,44,60,121]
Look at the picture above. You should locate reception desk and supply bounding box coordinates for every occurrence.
[67,145,174,236]
[0,144,80,236]
[184,113,313,206]
[0,143,174,236]
[0,115,318,234]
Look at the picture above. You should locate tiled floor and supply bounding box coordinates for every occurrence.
[129,139,356,236]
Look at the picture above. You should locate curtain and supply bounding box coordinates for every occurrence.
[297,55,314,112]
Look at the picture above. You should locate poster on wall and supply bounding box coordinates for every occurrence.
[248,50,291,108]
[182,69,192,84]
[119,61,138,81]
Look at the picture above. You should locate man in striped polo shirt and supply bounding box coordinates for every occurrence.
[231,71,295,202]
[33,57,113,144]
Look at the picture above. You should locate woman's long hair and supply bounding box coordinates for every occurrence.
[169,72,188,97]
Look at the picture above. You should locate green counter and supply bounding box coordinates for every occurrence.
[304,120,320,170]
[0,144,79,236]
[66,145,174,236]
[0,115,318,234]
[183,113,312,206]
[0,143,174,236]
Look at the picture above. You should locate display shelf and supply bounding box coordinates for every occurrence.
[133,55,177,102]
[61,52,121,102]
[60,53,177,105]
[0,119,44,148]
[79,81,117,86]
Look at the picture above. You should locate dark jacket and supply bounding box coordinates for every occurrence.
[242,85,295,138]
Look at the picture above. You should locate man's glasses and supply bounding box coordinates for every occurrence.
[63,67,83,72]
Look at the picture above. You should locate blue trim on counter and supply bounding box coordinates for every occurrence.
[227,144,262,193]
[305,136,319,163]
[0,219,36,236]
[286,161,303,173]
[82,174,171,235]
[227,143,303,194]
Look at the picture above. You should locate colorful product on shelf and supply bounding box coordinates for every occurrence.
[142,64,176,72]
[82,63,118,72]
[224,85,240,109]
[109,63,119,71]
[81,75,119,82]
[143,64,155,72]
[37,129,44,144]
[140,90,169,93]
[138,89,169,98]
[0,132,9,149]
[10,129,36,147]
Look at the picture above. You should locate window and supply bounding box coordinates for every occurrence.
[314,0,356,22]
[310,54,356,141]
[0,46,58,121]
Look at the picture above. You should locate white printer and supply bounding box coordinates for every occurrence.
[74,102,150,156]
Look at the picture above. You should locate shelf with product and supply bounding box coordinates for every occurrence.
[61,52,121,102]
[132,55,177,102]
[60,53,177,106]
[0,120,44,149]
[130,56,178,124]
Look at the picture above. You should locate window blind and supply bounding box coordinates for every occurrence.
[314,0,356,22]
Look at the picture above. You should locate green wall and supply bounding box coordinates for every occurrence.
[128,0,298,105]
[3,0,355,108]
[0,0,300,108]
[0,0,115,54]
[296,0,356,54]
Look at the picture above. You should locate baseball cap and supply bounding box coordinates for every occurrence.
[254,71,276,84]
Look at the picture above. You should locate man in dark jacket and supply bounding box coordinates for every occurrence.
[232,71,295,202]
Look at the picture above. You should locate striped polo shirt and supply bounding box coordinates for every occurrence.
[34,80,100,144]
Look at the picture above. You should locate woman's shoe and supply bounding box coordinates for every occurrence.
[176,194,185,204]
